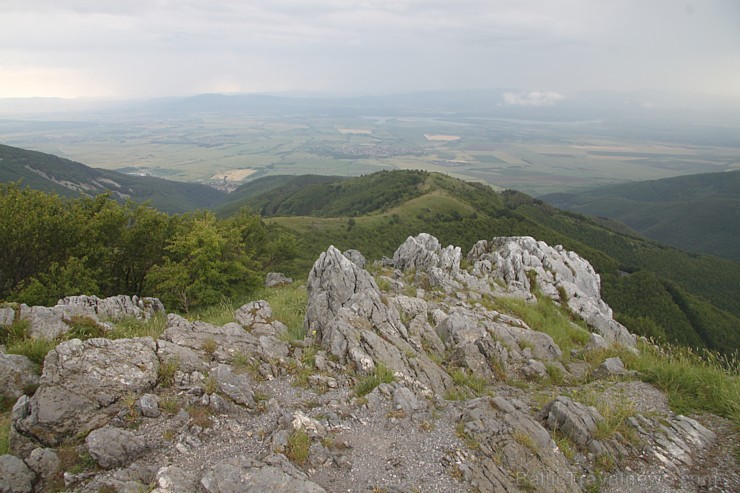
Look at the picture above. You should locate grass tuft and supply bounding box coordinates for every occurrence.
[355,364,395,397]
[286,429,311,465]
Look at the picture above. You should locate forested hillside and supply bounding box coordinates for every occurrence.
[0,144,225,213]
[220,171,740,354]
[541,170,740,262]
[0,183,297,312]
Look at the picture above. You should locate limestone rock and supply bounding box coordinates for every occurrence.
[18,305,69,340]
[460,397,580,493]
[86,426,148,469]
[200,456,327,493]
[211,364,255,408]
[542,396,602,449]
[57,294,164,321]
[305,246,453,394]
[343,249,367,269]
[0,306,14,326]
[467,236,636,347]
[0,354,39,402]
[151,466,198,493]
[265,272,293,288]
[138,393,160,418]
[0,454,36,493]
[14,337,158,446]
[24,448,60,487]
[593,356,633,379]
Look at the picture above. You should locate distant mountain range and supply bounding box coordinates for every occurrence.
[0,144,224,213]
[541,170,740,262]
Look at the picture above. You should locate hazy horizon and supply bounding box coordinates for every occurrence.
[1,1,739,101]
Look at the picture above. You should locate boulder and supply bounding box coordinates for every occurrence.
[18,305,69,340]
[0,454,36,493]
[14,337,159,446]
[138,393,161,418]
[0,354,39,402]
[86,426,148,469]
[24,448,60,487]
[265,272,293,288]
[593,357,633,379]
[57,294,164,321]
[200,456,327,493]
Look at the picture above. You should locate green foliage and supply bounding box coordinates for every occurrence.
[355,364,396,397]
[448,368,489,398]
[11,256,99,306]
[64,315,107,340]
[108,315,168,340]
[146,211,258,312]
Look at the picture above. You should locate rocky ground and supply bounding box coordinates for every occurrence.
[0,234,737,492]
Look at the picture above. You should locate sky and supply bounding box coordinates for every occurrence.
[0,0,738,100]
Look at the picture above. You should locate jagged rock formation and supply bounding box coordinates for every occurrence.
[0,234,734,493]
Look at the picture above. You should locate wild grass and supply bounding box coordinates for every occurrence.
[484,294,590,356]
[286,429,311,465]
[448,368,490,398]
[622,342,739,423]
[107,314,168,340]
[255,284,308,340]
[355,364,395,397]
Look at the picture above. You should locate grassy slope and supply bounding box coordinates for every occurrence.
[541,170,740,262]
[225,171,740,353]
[0,143,225,213]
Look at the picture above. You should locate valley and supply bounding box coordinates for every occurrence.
[1,92,739,196]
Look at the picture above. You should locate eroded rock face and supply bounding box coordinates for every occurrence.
[13,337,159,447]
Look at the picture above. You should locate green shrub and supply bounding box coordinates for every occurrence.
[286,429,311,465]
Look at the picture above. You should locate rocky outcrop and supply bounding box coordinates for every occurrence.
[459,397,580,493]
[305,245,453,394]
[13,337,159,447]
[466,237,636,346]
[17,295,164,340]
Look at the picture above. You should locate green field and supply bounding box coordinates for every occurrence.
[1,112,738,195]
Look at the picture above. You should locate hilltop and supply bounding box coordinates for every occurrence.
[541,170,740,262]
[0,144,225,213]
[218,170,740,354]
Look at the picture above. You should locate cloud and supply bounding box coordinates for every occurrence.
[502,91,567,107]
[0,0,739,98]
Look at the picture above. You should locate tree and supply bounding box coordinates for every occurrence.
[146,212,257,312]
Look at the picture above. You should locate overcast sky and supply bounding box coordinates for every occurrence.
[0,0,738,99]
